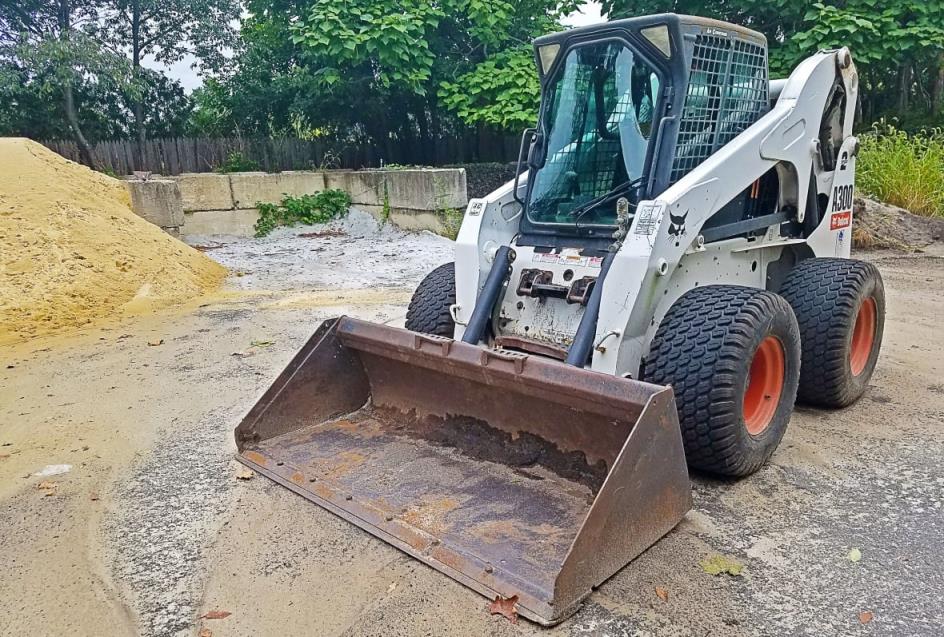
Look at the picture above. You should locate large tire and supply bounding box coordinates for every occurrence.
[405,262,456,337]
[643,285,801,477]
[778,258,885,407]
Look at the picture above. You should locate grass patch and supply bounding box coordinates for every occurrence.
[254,189,351,237]
[857,123,944,217]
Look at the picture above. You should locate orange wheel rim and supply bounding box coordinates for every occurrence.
[850,297,877,376]
[743,336,786,435]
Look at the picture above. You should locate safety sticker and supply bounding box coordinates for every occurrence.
[634,201,665,235]
[830,211,852,230]
[533,253,603,268]
[468,200,486,216]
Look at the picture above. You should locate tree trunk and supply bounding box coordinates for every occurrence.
[131,0,146,170]
[57,0,97,169]
[898,64,912,114]
[932,54,944,115]
[63,84,97,168]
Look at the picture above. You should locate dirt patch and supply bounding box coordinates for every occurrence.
[376,408,609,492]
[853,197,944,251]
[0,138,226,344]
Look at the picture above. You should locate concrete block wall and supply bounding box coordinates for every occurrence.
[125,179,185,234]
[157,168,467,236]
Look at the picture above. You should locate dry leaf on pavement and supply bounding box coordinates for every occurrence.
[235,467,254,480]
[700,554,744,576]
[201,610,232,620]
[147,339,164,346]
[655,586,669,602]
[36,481,58,496]
[488,595,519,624]
[859,611,874,624]
[198,628,212,637]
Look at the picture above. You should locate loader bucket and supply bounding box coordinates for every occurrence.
[235,316,691,625]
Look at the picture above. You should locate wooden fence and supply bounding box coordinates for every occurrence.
[40,134,520,175]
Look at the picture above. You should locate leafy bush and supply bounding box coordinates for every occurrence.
[254,189,352,237]
[857,124,944,218]
[215,151,261,174]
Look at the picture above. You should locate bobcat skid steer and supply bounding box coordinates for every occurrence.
[235,14,885,625]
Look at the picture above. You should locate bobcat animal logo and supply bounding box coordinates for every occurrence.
[668,210,688,238]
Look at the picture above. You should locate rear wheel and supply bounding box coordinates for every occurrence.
[778,258,885,407]
[405,262,456,337]
[643,285,801,477]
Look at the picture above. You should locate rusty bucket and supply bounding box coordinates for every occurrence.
[235,316,691,625]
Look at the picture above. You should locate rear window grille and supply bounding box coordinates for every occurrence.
[670,35,768,183]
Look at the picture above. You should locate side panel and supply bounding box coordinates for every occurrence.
[806,136,857,258]
[453,176,525,340]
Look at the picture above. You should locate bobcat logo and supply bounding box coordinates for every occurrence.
[667,210,688,238]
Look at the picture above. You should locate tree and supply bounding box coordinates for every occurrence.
[200,0,579,160]
[99,0,240,157]
[0,0,134,166]
[600,0,944,127]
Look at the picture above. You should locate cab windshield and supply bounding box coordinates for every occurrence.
[527,41,660,227]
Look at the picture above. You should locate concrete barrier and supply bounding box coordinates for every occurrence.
[150,168,468,236]
[229,171,326,209]
[125,179,185,234]
[172,173,233,212]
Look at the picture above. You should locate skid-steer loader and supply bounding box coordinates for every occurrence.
[235,14,885,625]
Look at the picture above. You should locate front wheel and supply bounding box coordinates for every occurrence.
[643,285,802,477]
[405,262,456,337]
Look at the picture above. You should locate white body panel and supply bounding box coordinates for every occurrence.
[452,48,859,378]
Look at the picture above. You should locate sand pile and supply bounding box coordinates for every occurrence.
[0,138,226,344]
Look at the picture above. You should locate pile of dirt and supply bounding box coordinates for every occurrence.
[853,197,944,251]
[0,138,226,344]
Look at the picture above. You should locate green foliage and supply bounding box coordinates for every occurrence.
[291,0,444,93]
[440,46,541,128]
[254,190,353,237]
[439,207,466,240]
[600,1,944,125]
[215,151,261,173]
[198,0,579,146]
[857,123,944,217]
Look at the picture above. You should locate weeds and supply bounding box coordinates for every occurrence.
[215,151,261,174]
[254,189,352,237]
[857,122,944,217]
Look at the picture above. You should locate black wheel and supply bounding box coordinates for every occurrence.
[405,262,456,337]
[643,285,801,477]
[778,258,885,407]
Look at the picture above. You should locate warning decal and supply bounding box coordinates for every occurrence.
[830,211,852,230]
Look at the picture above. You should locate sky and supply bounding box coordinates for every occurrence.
[149,1,606,94]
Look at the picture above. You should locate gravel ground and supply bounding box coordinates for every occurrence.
[0,213,941,637]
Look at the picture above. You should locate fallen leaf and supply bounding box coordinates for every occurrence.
[250,340,275,348]
[848,548,862,562]
[488,595,518,624]
[36,481,58,496]
[198,629,212,637]
[700,554,744,577]
[235,467,254,480]
[147,339,164,346]
[859,610,874,624]
[201,610,231,620]
[655,586,669,602]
